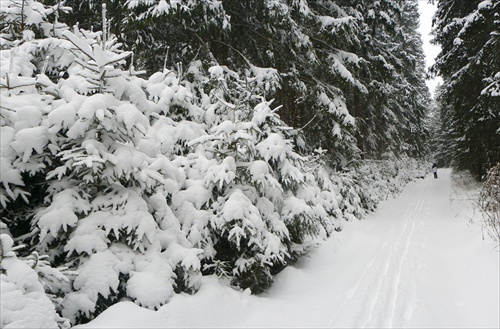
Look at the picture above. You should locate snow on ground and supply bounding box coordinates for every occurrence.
[77,168,499,328]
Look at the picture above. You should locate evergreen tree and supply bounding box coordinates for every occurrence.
[1,234,70,328]
[0,0,75,266]
[54,0,431,168]
[432,0,500,178]
[348,0,430,160]
[186,63,328,292]
[397,0,431,158]
[1,5,203,323]
[429,84,453,167]
[80,0,364,168]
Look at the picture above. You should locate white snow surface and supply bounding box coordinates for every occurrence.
[77,169,499,328]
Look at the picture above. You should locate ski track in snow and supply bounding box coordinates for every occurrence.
[78,169,500,328]
[329,181,426,328]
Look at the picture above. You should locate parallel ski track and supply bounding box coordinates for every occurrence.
[328,180,429,328]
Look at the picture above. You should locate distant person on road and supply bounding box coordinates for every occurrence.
[432,163,438,179]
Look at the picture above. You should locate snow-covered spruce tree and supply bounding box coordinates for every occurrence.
[302,148,343,232]
[0,234,70,329]
[106,0,364,168]
[1,8,207,323]
[37,23,191,322]
[0,3,80,326]
[0,48,50,224]
[67,0,433,168]
[0,0,70,237]
[0,0,73,78]
[396,0,431,158]
[431,84,454,167]
[0,0,80,241]
[432,0,500,178]
[349,0,430,160]
[331,171,364,222]
[185,64,331,293]
[140,62,210,295]
[282,0,365,168]
[0,0,69,45]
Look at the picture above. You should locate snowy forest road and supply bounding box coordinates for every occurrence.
[322,168,499,328]
[78,169,500,329]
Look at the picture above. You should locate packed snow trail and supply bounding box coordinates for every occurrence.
[78,169,499,328]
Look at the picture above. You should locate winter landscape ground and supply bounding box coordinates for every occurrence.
[77,168,500,328]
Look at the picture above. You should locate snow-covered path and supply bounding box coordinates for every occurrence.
[79,169,499,328]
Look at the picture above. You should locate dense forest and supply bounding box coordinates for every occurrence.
[0,0,497,327]
[430,0,499,178]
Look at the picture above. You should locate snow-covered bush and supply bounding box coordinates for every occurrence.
[187,65,317,292]
[0,234,69,329]
[2,9,204,322]
[332,172,365,222]
[0,0,70,45]
[35,25,198,322]
[479,163,500,242]
[330,157,428,222]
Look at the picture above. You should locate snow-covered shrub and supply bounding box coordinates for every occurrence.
[35,27,191,322]
[196,111,291,291]
[0,234,69,329]
[186,64,325,292]
[332,172,365,222]
[478,163,500,242]
[1,12,207,322]
[330,157,428,222]
[0,0,70,46]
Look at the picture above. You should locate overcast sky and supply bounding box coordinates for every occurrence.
[417,0,443,97]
